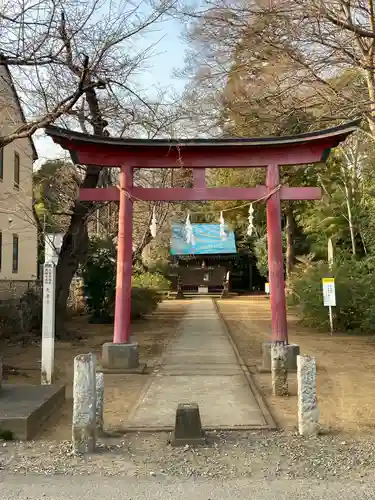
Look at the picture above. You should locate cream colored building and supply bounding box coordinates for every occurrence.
[0,64,38,286]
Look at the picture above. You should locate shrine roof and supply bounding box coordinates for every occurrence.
[170,223,237,256]
[45,119,360,150]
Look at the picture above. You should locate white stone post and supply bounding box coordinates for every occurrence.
[297,355,319,436]
[72,353,96,454]
[271,343,288,396]
[45,233,64,265]
[41,261,56,385]
[95,372,104,435]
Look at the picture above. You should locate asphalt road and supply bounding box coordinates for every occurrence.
[0,475,374,500]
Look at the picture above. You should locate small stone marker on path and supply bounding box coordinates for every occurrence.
[271,343,288,396]
[171,403,206,446]
[297,355,319,436]
[72,353,96,454]
[95,372,104,435]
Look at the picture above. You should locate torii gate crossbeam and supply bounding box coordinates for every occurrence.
[45,121,359,373]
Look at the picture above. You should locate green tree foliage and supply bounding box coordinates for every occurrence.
[133,268,170,290]
[82,238,116,323]
[288,255,375,333]
[82,238,168,323]
[254,235,268,279]
[175,0,375,334]
[33,159,79,268]
[33,159,79,233]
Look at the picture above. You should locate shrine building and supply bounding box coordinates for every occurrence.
[168,223,265,295]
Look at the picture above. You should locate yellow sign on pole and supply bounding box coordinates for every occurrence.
[322,277,335,335]
[322,278,336,307]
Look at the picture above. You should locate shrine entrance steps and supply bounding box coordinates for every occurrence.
[126,298,273,431]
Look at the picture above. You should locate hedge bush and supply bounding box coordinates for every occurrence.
[82,238,165,323]
[0,289,42,340]
[131,287,162,319]
[288,255,375,333]
[132,269,170,290]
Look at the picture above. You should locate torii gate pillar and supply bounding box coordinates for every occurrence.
[266,164,288,342]
[113,166,133,344]
[101,165,142,373]
[45,121,359,376]
[259,164,301,373]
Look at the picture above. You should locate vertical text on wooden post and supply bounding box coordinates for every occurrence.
[41,261,56,384]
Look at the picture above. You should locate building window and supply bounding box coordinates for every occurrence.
[12,234,19,273]
[0,147,3,181]
[14,152,20,189]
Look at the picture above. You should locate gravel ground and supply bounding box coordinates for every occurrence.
[1,430,374,480]
[1,475,375,500]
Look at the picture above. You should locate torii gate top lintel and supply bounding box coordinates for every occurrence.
[44,120,359,349]
[45,119,360,169]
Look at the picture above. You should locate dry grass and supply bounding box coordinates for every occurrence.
[2,300,190,440]
[217,296,375,436]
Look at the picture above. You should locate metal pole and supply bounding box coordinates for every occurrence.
[328,305,334,335]
[266,164,288,343]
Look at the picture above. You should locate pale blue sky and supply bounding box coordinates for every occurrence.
[35,16,188,165]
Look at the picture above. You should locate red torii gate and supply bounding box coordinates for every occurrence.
[46,121,358,372]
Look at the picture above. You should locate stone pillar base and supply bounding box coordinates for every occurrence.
[99,342,146,374]
[258,342,300,373]
[271,344,288,396]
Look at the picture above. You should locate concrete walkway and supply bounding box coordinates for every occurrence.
[127,298,269,429]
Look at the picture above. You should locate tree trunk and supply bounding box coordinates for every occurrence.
[285,203,296,277]
[55,84,107,332]
[55,169,99,332]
